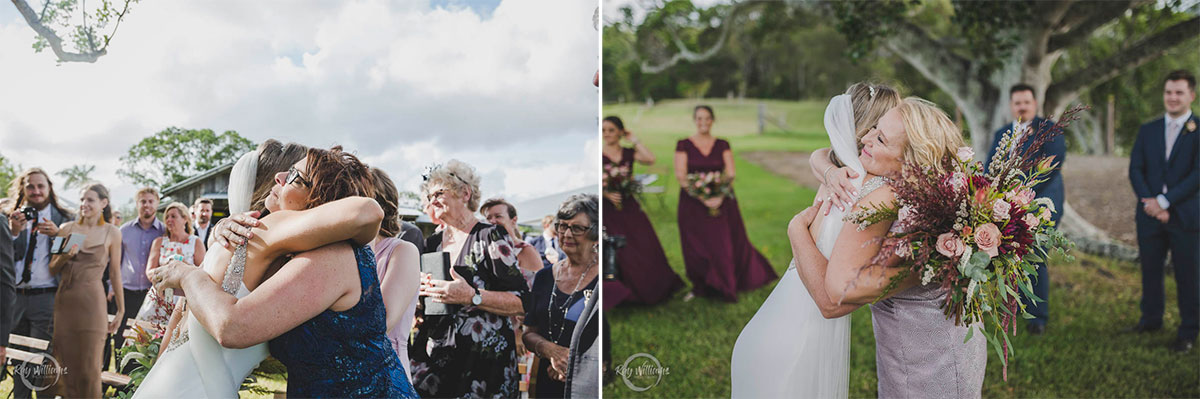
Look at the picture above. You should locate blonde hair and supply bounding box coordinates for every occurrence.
[830,82,902,167]
[136,187,160,199]
[420,159,483,212]
[161,202,194,240]
[895,97,965,174]
[846,82,902,143]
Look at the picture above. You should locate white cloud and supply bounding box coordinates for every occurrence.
[0,0,598,205]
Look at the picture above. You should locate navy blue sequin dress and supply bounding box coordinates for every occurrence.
[268,243,418,398]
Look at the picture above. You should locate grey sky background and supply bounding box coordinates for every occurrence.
[0,0,599,208]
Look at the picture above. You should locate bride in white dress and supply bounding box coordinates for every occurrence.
[133,150,269,398]
[730,84,900,398]
[133,147,385,397]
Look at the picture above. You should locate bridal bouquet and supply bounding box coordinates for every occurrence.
[603,163,641,210]
[847,107,1082,379]
[685,170,733,216]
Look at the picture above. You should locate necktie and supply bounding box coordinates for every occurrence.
[1166,120,1181,160]
[20,229,36,285]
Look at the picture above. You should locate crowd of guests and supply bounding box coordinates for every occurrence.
[602,69,1198,356]
[0,146,600,397]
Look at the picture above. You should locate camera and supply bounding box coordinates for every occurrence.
[20,206,38,223]
[602,228,625,281]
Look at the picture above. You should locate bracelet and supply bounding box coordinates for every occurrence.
[822,165,836,184]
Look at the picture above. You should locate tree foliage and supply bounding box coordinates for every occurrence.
[56,164,96,190]
[0,153,22,195]
[118,127,255,189]
[603,0,1199,153]
[11,0,140,63]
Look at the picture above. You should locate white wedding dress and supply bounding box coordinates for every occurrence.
[133,150,269,398]
[730,94,864,398]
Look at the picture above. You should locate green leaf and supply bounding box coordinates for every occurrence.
[959,251,991,281]
[964,324,976,343]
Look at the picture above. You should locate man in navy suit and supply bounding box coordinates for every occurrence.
[986,83,1067,335]
[1126,70,1199,353]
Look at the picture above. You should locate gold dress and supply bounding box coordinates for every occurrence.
[51,224,116,398]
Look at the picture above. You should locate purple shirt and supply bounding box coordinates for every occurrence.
[120,218,165,290]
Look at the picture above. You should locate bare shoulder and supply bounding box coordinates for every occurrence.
[852,182,896,212]
[294,241,355,265]
[390,240,419,261]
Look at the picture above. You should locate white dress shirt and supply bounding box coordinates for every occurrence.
[15,206,58,289]
[1157,110,1193,210]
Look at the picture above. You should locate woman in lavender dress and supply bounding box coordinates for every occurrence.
[675,105,775,302]
[368,167,421,383]
[786,98,986,398]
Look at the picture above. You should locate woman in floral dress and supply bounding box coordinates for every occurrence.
[413,160,537,398]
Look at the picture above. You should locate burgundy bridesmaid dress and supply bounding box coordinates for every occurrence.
[675,138,775,302]
[603,147,685,310]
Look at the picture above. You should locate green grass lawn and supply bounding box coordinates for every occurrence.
[603,99,1200,398]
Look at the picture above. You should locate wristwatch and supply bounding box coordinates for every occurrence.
[471,287,483,306]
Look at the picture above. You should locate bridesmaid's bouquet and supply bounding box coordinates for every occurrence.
[685,171,734,216]
[603,163,641,210]
[846,106,1084,380]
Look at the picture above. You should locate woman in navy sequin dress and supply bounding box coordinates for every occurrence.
[149,147,416,397]
[268,243,417,397]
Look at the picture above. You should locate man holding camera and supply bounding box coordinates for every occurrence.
[6,168,74,398]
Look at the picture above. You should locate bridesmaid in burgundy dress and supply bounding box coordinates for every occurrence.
[602,116,684,310]
[674,105,775,302]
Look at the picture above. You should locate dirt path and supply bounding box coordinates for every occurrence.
[743,151,1138,245]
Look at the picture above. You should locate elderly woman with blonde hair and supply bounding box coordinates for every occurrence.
[783,97,986,398]
[411,159,536,398]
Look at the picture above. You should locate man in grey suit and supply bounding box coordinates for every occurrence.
[6,168,75,398]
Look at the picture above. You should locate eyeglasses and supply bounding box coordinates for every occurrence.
[426,189,449,203]
[555,222,592,236]
[286,167,311,188]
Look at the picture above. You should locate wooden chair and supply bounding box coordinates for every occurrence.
[4,334,48,365]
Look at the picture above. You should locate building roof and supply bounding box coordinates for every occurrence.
[161,162,235,197]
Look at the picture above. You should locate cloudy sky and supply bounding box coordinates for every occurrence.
[0,0,599,209]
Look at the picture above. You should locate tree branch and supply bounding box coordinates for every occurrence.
[103,0,135,49]
[1049,0,1145,52]
[881,20,989,107]
[1046,15,1200,110]
[11,0,106,62]
[37,0,49,22]
[638,2,754,74]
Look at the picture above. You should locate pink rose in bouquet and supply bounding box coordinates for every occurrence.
[974,223,1002,258]
[935,232,966,258]
[992,200,1011,220]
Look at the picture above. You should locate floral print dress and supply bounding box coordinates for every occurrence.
[411,223,531,398]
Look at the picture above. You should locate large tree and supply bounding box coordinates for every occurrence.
[119,127,255,189]
[10,0,140,63]
[623,0,1199,155]
[827,0,1199,155]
